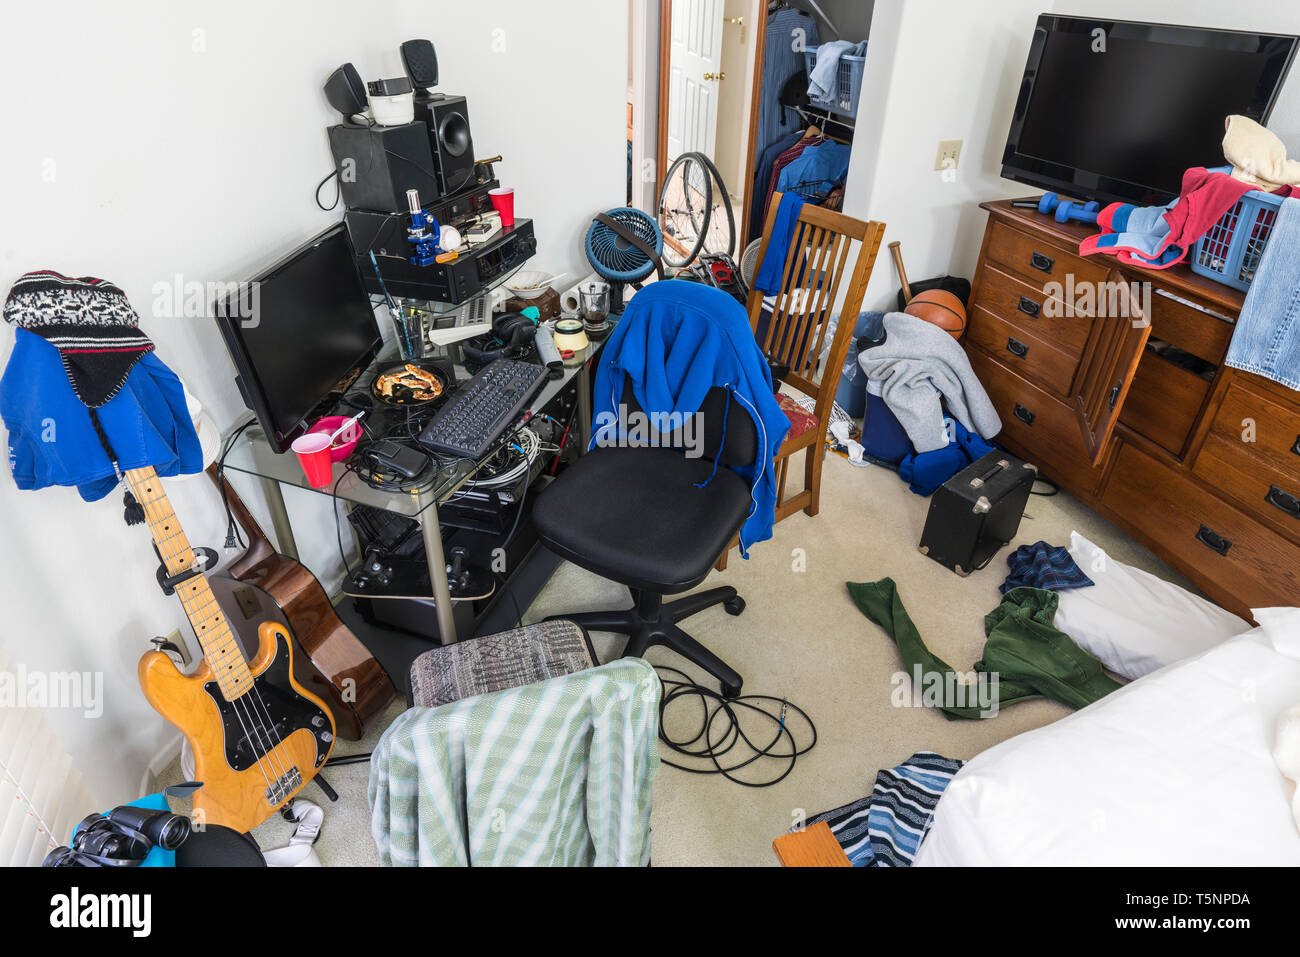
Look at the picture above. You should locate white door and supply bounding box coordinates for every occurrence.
[666,0,724,163]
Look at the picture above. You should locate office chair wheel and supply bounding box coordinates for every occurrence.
[723,596,746,616]
[721,680,743,699]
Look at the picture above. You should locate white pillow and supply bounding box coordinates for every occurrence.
[1053,531,1251,679]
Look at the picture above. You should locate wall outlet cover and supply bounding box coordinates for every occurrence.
[935,139,962,172]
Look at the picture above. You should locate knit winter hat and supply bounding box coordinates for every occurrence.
[3,270,154,407]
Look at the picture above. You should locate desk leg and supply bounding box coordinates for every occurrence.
[419,503,458,644]
[259,477,299,561]
[576,358,594,452]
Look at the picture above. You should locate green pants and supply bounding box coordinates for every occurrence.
[847,578,1122,720]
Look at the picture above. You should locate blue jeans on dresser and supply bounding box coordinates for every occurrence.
[1225,197,1300,391]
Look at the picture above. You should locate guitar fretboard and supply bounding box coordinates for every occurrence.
[124,467,253,699]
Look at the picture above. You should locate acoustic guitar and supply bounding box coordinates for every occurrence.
[207,465,395,739]
[128,466,335,832]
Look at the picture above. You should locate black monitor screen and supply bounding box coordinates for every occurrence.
[1003,17,1297,204]
[215,224,380,451]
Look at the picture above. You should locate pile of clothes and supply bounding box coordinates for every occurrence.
[842,310,1003,496]
[1081,115,1300,392]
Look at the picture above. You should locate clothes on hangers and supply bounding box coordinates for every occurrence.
[777,139,852,200]
[756,7,820,170]
[763,133,826,225]
[749,130,805,242]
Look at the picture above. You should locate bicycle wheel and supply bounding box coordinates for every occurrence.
[658,153,712,268]
[689,151,736,260]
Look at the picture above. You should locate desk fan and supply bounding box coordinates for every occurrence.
[584,207,664,314]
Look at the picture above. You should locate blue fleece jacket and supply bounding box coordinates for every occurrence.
[590,281,790,556]
[2,328,201,501]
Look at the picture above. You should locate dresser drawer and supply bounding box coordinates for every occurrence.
[1104,442,1300,614]
[972,264,1092,355]
[1149,288,1234,365]
[985,220,1110,291]
[1201,376,1300,476]
[1119,351,1212,458]
[968,347,1100,491]
[967,305,1079,398]
[1193,377,1300,542]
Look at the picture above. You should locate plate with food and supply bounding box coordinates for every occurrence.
[370,360,449,406]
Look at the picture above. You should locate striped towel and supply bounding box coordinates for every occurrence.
[801,751,963,867]
[369,659,660,867]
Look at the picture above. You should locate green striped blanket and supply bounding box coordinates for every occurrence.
[368,658,660,866]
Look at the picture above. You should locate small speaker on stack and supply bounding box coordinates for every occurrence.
[326,122,440,213]
[402,38,476,198]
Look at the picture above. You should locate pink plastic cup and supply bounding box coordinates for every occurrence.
[291,433,334,488]
[488,187,515,228]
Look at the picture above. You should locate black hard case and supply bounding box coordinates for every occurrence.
[918,452,1037,576]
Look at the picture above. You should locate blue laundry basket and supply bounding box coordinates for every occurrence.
[802,45,866,118]
[1189,166,1284,292]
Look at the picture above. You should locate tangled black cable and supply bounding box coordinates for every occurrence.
[654,666,816,787]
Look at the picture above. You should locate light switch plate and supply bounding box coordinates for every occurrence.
[935,139,963,171]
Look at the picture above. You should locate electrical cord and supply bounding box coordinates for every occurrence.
[315,169,341,211]
[216,418,258,549]
[654,666,816,787]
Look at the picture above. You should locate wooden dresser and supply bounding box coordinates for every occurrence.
[965,199,1300,620]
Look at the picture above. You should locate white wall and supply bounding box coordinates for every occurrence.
[843,0,1300,311]
[0,0,627,807]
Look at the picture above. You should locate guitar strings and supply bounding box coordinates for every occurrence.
[128,470,297,800]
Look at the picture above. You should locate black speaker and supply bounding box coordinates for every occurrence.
[327,122,440,213]
[413,93,475,197]
[323,62,367,118]
[401,39,439,89]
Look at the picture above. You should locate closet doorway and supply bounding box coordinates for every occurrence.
[649,1,873,264]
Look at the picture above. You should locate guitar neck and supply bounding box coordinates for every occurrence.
[123,467,254,698]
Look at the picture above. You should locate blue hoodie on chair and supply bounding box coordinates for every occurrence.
[590,281,790,557]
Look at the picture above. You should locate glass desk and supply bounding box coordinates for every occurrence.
[220,342,596,644]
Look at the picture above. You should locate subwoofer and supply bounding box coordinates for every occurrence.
[413,93,476,197]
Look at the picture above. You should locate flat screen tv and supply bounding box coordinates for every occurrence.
[1001,15,1297,205]
[214,224,382,452]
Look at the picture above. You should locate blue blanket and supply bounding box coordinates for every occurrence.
[591,282,789,556]
[2,328,201,501]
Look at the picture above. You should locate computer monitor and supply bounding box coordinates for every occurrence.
[214,223,382,452]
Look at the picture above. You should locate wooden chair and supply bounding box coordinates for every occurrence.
[716,194,885,570]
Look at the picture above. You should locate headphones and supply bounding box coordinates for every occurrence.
[460,310,538,365]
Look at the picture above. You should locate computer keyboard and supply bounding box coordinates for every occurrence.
[418,358,549,459]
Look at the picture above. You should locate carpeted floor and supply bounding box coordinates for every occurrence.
[160,450,1191,867]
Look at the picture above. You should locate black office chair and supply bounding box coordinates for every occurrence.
[532,380,755,697]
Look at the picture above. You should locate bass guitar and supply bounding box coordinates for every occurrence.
[207,465,395,739]
[127,466,334,832]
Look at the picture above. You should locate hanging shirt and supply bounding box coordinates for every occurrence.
[756,8,820,162]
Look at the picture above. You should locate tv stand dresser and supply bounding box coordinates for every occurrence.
[965,199,1299,620]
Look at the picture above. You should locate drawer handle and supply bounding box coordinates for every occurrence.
[1017,296,1041,318]
[1006,337,1029,359]
[1013,403,1035,426]
[1266,485,1300,519]
[1108,382,1122,411]
[1195,525,1232,556]
[1030,251,1055,273]
[1291,435,1300,456]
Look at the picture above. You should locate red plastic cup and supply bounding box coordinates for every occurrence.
[488,187,515,228]
[291,433,334,488]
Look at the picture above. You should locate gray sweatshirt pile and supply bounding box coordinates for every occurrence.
[857,312,1002,453]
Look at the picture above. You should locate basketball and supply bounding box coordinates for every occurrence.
[904,289,967,339]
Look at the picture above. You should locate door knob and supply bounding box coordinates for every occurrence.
[703,71,726,81]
